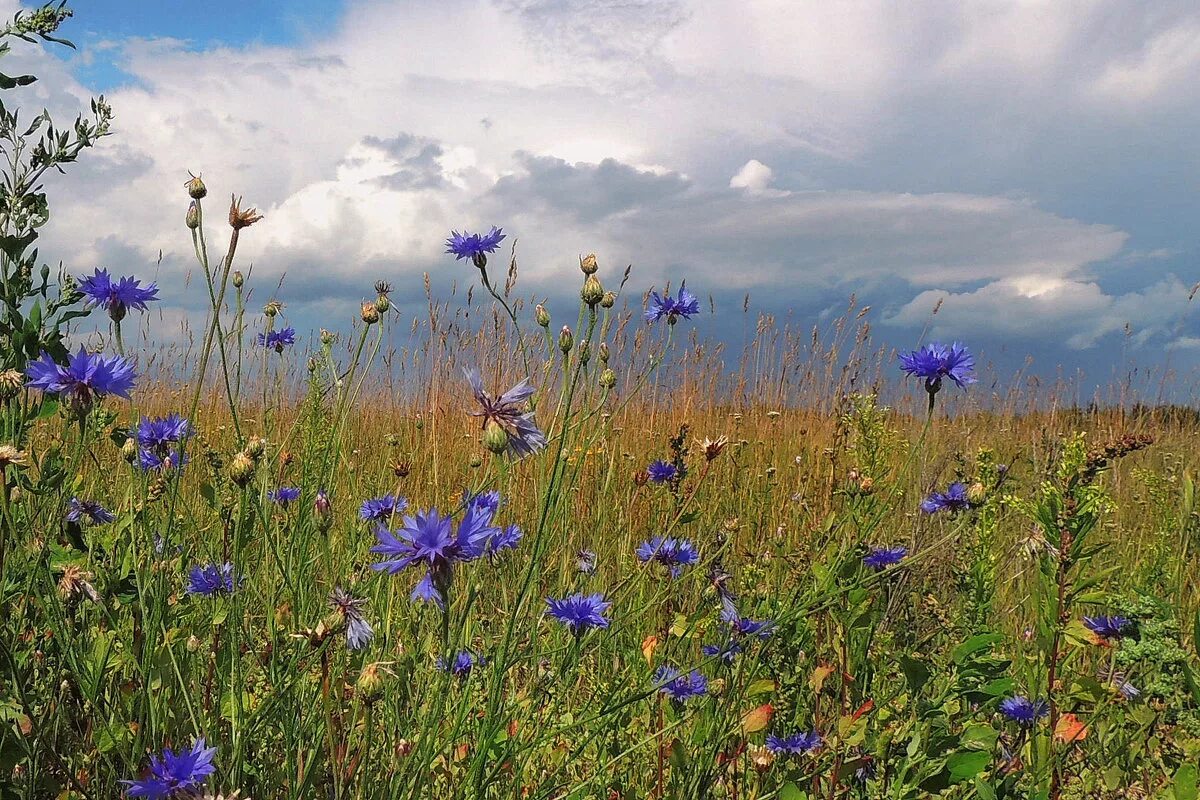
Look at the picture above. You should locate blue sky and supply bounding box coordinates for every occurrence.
[9,0,1200,402]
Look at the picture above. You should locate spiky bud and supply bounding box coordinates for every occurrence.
[244,437,267,460]
[0,369,24,401]
[967,481,986,504]
[121,438,138,464]
[581,275,604,307]
[229,195,263,230]
[558,325,573,354]
[580,253,598,275]
[483,421,509,454]
[186,173,207,199]
[264,301,281,318]
[601,291,616,309]
[599,368,617,389]
[186,201,200,229]
[535,304,551,328]
[232,270,244,288]
[375,294,390,313]
[361,302,380,325]
[599,342,610,364]
[392,460,411,478]
[320,329,336,346]
[229,452,255,486]
[357,663,385,703]
[578,341,591,364]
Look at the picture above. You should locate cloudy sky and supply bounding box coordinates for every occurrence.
[6,0,1200,396]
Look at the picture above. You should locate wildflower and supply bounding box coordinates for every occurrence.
[637,536,700,577]
[437,650,484,677]
[122,737,216,799]
[749,745,775,771]
[999,695,1049,727]
[576,549,598,575]
[698,436,728,461]
[766,731,823,756]
[863,545,907,571]
[899,341,975,412]
[78,268,158,322]
[57,564,100,604]
[229,195,263,230]
[645,284,700,325]
[1083,615,1133,641]
[445,226,506,268]
[920,482,971,514]
[66,497,115,525]
[546,592,611,635]
[1104,670,1140,699]
[465,368,547,460]
[187,563,236,596]
[654,665,708,703]
[137,413,193,473]
[702,640,743,664]
[484,524,522,558]
[720,596,773,638]
[257,328,296,352]
[26,348,136,413]
[360,495,407,522]
[646,460,677,484]
[268,487,301,504]
[329,587,374,651]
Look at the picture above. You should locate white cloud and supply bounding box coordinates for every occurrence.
[729,159,776,193]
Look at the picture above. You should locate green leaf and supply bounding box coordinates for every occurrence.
[1175,764,1199,800]
[952,634,1004,665]
[898,655,931,695]
[946,750,991,783]
[959,723,999,750]
[779,782,807,800]
[200,482,218,508]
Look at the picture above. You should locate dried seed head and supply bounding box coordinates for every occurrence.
[0,369,24,401]
[361,302,380,325]
[229,195,263,230]
[580,253,599,275]
[229,452,255,486]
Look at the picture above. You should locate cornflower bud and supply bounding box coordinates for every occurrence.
[558,325,573,354]
[229,452,255,486]
[599,342,610,364]
[264,301,281,318]
[599,368,617,389]
[578,341,591,364]
[232,270,244,288]
[185,173,207,199]
[320,328,336,346]
[535,304,551,328]
[185,201,200,229]
[483,421,509,454]
[967,481,986,504]
[581,275,604,306]
[0,369,24,401]
[121,438,138,463]
[580,253,598,275]
[244,436,267,460]
[361,302,380,325]
[601,291,616,308]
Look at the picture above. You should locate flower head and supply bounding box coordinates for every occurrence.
[188,563,236,596]
[78,268,158,321]
[445,226,506,267]
[920,482,971,514]
[719,596,774,638]
[122,737,217,799]
[863,545,907,571]
[26,348,136,412]
[576,549,598,575]
[546,592,611,635]
[654,665,708,703]
[645,284,700,324]
[1083,615,1133,641]
[268,487,301,504]
[465,368,547,460]
[66,497,115,525]
[437,650,484,677]
[359,494,407,522]
[898,342,976,393]
[702,640,743,664]
[766,731,823,756]
[999,695,1048,727]
[137,413,193,473]
[257,328,296,353]
[646,460,678,484]
[637,536,700,577]
[329,587,374,650]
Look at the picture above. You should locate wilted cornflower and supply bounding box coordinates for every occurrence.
[445,226,506,268]
[898,341,976,412]
[437,650,484,677]
[654,665,708,703]
[646,460,678,484]
[257,327,296,352]
[188,563,237,596]
[465,368,547,459]
[57,564,100,605]
[122,737,216,799]
[329,587,374,651]
[766,731,823,756]
[863,545,907,571]
[1083,615,1133,641]
[78,267,159,321]
[66,497,115,525]
[370,503,500,606]
[637,536,700,577]
[268,487,301,504]
[719,596,774,639]
[546,592,611,636]
[645,284,700,325]
[999,695,1048,727]
[576,549,598,575]
[920,482,971,514]
[26,348,136,414]
[360,494,407,522]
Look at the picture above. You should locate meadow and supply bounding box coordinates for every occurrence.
[3,6,1200,800]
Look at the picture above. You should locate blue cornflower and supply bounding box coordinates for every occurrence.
[26,348,136,412]
[138,448,190,472]
[899,342,976,410]
[920,482,970,514]
[370,503,499,606]
[999,695,1048,727]
[702,639,743,664]
[258,327,296,352]
[863,545,908,571]
[645,284,700,325]
[66,497,115,525]
[1104,670,1140,699]
[1083,615,1132,641]
[466,489,501,518]
[137,413,193,473]
[646,460,678,484]
[766,730,823,755]
[637,536,700,577]
[485,524,523,557]
[78,267,158,322]
[329,587,374,651]
[465,368,547,460]
[576,549,598,575]
[546,592,611,635]
[268,487,301,504]
[445,226,506,267]
[187,563,236,596]
[654,665,708,703]
[719,596,774,639]
[437,650,484,677]
[122,737,216,799]
[360,494,407,522]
